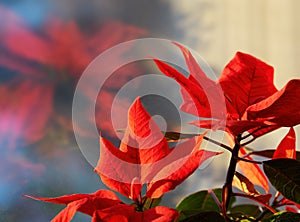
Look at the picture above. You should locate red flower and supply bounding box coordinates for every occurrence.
[154,43,300,140]
[0,6,147,145]
[0,6,146,79]
[25,190,178,222]
[25,98,220,221]
[95,97,220,201]
[92,205,179,222]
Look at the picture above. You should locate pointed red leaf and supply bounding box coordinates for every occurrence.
[0,80,53,147]
[25,190,121,218]
[173,42,215,84]
[218,51,277,118]
[154,54,225,119]
[244,79,300,127]
[93,213,128,222]
[146,135,221,198]
[171,42,224,118]
[154,59,212,118]
[96,136,143,201]
[95,97,170,200]
[285,206,298,213]
[0,6,146,80]
[232,171,271,203]
[233,171,260,196]
[273,128,296,159]
[281,198,300,210]
[0,6,50,65]
[93,205,179,222]
[95,98,217,200]
[51,198,87,222]
[238,148,269,193]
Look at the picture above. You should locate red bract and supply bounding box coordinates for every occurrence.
[25,190,120,222]
[26,187,179,222]
[219,52,277,118]
[95,97,220,201]
[25,97,217,221]
[92,205,179,222]
[244,80,300,128]
[26,190,178,222]
[238,147,269,193]
[155,43,300,139]
[272,128,296,159]
[0,6,147,144]
[0,6,146,79]
[0,80,53,148]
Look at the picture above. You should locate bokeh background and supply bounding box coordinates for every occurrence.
[0,0,299,221]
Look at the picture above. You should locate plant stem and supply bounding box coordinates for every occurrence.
[203,136,232,152]
[222,136,241,218]
[240,137,257,147]
[209,189,222,211]
[235,156,262,164]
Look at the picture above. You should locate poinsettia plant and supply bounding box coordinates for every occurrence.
[26,43,300,221]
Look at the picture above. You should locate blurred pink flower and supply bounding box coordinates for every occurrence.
[0,5,147,146]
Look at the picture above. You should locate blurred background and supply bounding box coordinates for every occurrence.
[0,0,299,221]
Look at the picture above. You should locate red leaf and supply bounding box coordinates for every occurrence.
[232,171,271,203]
[95,97,218,200]
[154,58,212,118]
[0,6,146,79]
[244,79,300,127]
[0,80,53,147]
[192,119,268,136]
[0,6,50,66]
[173,42,215,85]
[155,46,284,137]
[92,205,179,222]
[146,136,221,198]
[153,50,225,119]
[51,199,87,222]
[281,198,300,210]
[238,148,269,193]
[93,213,128,222]
[25,190,121,219]
[171,42,224,118]
[218,51,277,118]
[285,206,298,213]
[233,171,260,196]
[273,128,296,159]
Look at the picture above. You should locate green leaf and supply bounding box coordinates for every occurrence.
[229,204,261,218]
[249,149,300,161]
[141,196,162,210]
[180,211,225,222]
[176,189,235,219]
[263,158,300,204]
[269,212,300,222]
